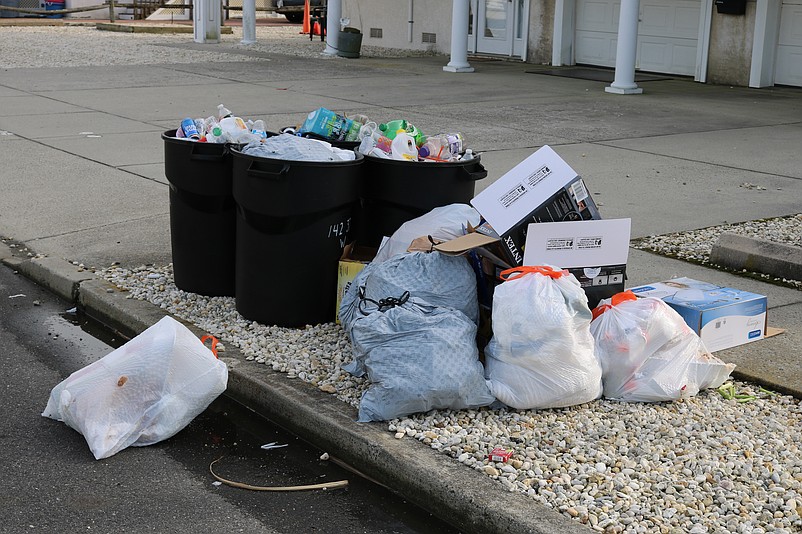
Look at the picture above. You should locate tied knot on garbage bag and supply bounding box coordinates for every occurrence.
[357,286,410,315]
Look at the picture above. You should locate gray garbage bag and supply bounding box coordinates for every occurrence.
[339,251,478,377]
[352,301,494,422]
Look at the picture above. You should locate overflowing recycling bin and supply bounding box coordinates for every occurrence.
[162,130,236,297]
[230,143,363,327]
[357,154,487,248]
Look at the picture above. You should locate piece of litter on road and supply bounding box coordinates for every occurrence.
[212,481,222,486]
[86,135,102,138]
[319,452,329,461]
[65,307,77,314]
[261,442,288,450]
[9,294,26,299]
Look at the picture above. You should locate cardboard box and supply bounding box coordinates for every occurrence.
[522,218,631,309]
[470,145,601,266]
[629,277,768,352]
[335,243,375,323]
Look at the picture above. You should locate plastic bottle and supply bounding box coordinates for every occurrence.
[179,118,200,140]
[379,120,424,145]
[251,119,268,140]
[390,132,418,161]
[219,116,247,142]
[217,104,232,121]
[203,116,224,143]
[418,133,465,162]
[378,120,407,140]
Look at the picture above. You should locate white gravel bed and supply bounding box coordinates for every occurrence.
[0,24,433,69]
[98,262,802,534]
[632,213,802,291]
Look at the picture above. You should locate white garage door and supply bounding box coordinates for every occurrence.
[775,0,802,86]
[575,0,700,76]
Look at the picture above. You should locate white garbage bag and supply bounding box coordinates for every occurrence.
[590,291,735,402]
[484,266,603,410]
[372,204,481,264]
[42,316,228,460]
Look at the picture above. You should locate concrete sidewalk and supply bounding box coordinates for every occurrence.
[1,33,802,533]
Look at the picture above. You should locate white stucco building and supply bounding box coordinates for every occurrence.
[338,0,802,88]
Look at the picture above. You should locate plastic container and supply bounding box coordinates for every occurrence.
[230,147,363,327]
[45,0,64,17]
[357,154,487,248]
[162,130,236,297]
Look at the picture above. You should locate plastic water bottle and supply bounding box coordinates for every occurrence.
[251,119,268,140]
[390,132,418,161]
[418,133,465,162]
[217,104,232,121]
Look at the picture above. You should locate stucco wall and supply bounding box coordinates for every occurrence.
[706,1,755,86]
[342,0,452,53]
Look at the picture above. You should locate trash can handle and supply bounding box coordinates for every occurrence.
[189,144,227,162]
[461,162,488,181]
[246,161,291,181]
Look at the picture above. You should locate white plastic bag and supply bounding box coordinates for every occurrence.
[484,266,603,410]
[590,291,735,402]
[42,316,228,460]
[372,204,481,264]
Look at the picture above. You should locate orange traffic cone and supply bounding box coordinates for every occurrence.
[302,0,311,34]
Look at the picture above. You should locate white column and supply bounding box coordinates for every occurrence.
[444,0,474,73]
[749,0,782,88]
[193,0,221,44]
[323,0,342,56]
[241,0,256,45]
[605,0,642,94]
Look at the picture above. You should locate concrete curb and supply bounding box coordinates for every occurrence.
[0,243,590,534]
[96,22,233,34]
[711,233,802,282]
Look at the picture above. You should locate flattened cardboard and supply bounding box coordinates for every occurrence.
[432,232,501,256]
[470,145,601,266]
[522,218,631,267]
[522,219,631,309]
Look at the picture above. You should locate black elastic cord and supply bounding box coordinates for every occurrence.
[358,287,411,315]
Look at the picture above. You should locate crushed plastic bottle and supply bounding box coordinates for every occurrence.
[203,116,225,143]
[418,133,465,162]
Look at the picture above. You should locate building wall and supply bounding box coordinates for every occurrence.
[706,1,756,86]
[342,0,453,53]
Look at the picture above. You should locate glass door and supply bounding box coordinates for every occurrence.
[476,0,528,58]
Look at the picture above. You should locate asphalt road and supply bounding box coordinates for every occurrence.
[0,263,458,534]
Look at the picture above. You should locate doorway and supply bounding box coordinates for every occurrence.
[469,0,529,59]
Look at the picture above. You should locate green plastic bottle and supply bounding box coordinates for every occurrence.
[378,120,424,145]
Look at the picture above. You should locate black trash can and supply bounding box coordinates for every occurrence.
[163,130,236,297]
[357,154,487,248]
[231,147,363,327]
